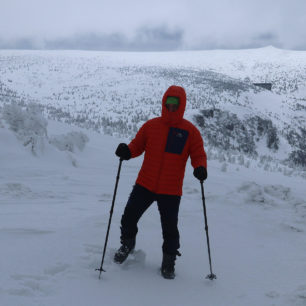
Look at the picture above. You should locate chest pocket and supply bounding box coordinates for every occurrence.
[165,128,189,155]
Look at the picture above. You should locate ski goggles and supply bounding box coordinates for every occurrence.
[165,96,180,105]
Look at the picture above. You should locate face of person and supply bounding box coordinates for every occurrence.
[166,103,179,112]
[165,96,180,112]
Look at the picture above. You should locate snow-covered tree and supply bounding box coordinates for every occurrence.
[2,103,47,155]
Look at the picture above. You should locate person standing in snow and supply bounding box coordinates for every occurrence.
[114,85,207,279]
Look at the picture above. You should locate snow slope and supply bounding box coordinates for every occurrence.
[1,114,306,306]
[1,47,306,170]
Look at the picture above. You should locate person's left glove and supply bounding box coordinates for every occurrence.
[115,143,131,160]
[193,166,208,181]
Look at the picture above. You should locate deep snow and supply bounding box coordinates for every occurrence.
[1,47,306,305]
[0,118,306,306]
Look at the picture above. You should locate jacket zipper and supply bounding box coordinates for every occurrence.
[154,127,170,193]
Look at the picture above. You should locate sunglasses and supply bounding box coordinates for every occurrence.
[166,96,180,105]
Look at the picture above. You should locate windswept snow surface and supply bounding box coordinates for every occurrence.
[0,119,306,306]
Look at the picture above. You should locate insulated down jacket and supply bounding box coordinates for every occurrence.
[128,85,207,196]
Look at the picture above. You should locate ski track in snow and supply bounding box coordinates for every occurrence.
[0,122,305,306]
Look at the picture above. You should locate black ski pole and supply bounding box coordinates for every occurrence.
[200,181,217,280]
[96,158,123,279]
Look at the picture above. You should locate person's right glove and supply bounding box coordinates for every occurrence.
[115,143,131,160]
[193,166,208,181]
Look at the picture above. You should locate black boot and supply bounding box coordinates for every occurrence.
[114,238,135,264]
[161,253,177,279]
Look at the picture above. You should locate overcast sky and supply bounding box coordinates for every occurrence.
[1,0,306,51]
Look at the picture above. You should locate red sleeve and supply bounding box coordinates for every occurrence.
[189,126,207,169]
[128,123,147,158]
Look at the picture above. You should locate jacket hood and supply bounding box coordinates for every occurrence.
[161,85,186,126]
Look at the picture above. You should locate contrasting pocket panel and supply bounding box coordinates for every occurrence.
[165,128,189,155]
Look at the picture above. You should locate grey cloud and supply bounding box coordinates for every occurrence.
[251,33,282,48]
[0,38,36,50]
[129,26,183,51]
[0,30,301,51]
[1,0,306,51]
[45,33,129,51]
[178,32,283,51]
[0,26,184,51]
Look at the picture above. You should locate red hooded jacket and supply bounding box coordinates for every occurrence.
[128,85,207,196]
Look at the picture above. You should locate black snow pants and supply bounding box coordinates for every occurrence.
[120,184,181,255]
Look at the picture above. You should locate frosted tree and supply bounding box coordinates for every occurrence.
[49,131,89,153]
[2,103,48,155]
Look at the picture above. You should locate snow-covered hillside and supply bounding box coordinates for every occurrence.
[0,106,306,306]
[0,48,306,305]
[0,47,306,173]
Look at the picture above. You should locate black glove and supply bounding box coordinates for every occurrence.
[115,143,131,160]
[193,166,207,181]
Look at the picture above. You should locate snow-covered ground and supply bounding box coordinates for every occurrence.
[1,115,306,306]
[1,47,306,305]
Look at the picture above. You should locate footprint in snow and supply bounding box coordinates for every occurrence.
[103,248,146,270]
[287,285,306,306]
[184,187,199,195]
[236,182,293,208]
[83,243,102,255]
[266,291,280,298]
[98,193,112,202]
[121,249,146,270]
[0,183,34,199]
[44,263,70,276]
[0,182,67,200]
[8,274,51,297]
[280,223,304,233]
